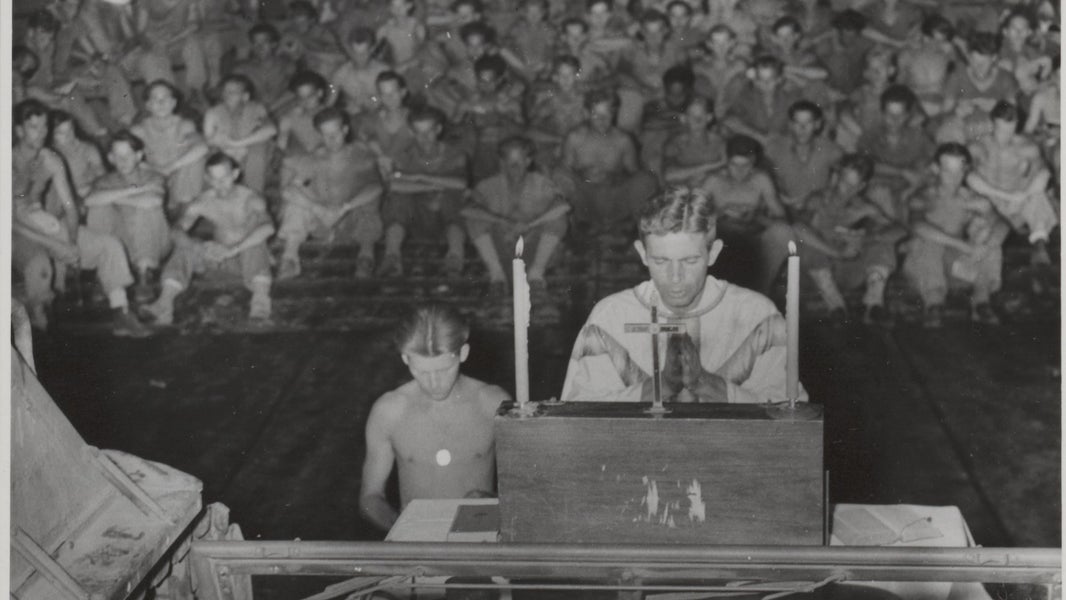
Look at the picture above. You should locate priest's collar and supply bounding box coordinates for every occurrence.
[631,276,728,320]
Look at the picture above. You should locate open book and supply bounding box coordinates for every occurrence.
[832,505,945,546]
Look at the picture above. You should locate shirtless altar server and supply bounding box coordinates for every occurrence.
[360,305,511,531]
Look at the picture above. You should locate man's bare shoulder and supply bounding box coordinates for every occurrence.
[369,385,415,423]
[465,377,510,416]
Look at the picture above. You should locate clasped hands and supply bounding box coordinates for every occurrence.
[641,333,728,404]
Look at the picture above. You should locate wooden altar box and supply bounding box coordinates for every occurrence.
[496,402,823,545]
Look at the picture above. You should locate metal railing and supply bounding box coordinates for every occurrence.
[190,541,1061,600]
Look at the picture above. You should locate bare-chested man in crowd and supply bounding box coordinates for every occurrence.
[278,107,384,279]
[697,134,791,294]
[203,74,278,195]
[12,99,149,336]
[132,80,210,215]
[559,88,659,232]
[897,14,957,118]
[278,70,329,156]
[966,100,1058,266]
[360,305,509,531]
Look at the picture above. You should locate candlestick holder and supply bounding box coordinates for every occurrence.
[506,400,541,418]
[765,398,822,420]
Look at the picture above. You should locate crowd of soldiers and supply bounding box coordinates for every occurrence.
[11,0,1060,336]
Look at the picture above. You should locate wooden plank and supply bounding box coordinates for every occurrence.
[11,529,91,600]
[496,403,823,545]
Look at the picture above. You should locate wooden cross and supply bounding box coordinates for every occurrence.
[624,306,683,412]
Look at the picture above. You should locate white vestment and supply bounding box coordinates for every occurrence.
[561,276,808,404]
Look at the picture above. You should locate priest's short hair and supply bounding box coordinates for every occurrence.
[638,186,717,246]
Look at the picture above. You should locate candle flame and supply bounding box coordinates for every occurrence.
[515,236,524,259]
[788,240,797,255]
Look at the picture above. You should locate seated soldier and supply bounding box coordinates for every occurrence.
[429,0,487,68]
[559,88,659,232]
[131,80,209,214]
[614,9,688,132]
[142,152,275,325]
[560,186,807,404]
[34,3,139,129]
[525,55,588,171]
[278,107,384,279]
[463,135,571,296]
[503,0,558,80]
[457,54,525,182]
[764,100,843,211]
[379,106,469,278]
[856,84,935,222]
[196,0,254,88]
[277,70,329,156]
[811,9,874,97]
[583,0,628,43]
[903,143,1008,329]
[761,16,828,86]
[557,17,614,88]
[697,135,791,294]
[702,0,759,56]
[639,65,696,177]
[722,54,806,141]
[12,99,148,336]
[665,0,706,54]
[21,10,110,139]
[360,304,509,531]
[998,8,1054,100]
[432,21,526,119]
[376,0,427,73]
[279,0,347,76]
[897,14,956,118]
[966,101,1058,266]
[328,27,389,117]
[84,131,171,302]
[135,0,213,103]
[743,0,787,43]
[836,47,897,151]
[48,110,105,202]
[357,71,417,176]
[942,32,1020,118]
[1023,58,1060,180]
[691,24,749,115]
[230,23,298,115]
[794,154,906,327]
[660,95,727,187]
[203,74,278,195]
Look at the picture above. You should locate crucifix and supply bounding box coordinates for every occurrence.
[624,306,683,413]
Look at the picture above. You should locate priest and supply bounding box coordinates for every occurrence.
[561,187,808,404]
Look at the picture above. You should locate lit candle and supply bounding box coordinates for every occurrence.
[786,241,800,405]
[513,237,530,408]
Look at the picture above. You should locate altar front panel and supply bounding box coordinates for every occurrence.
[496,402,823,545]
